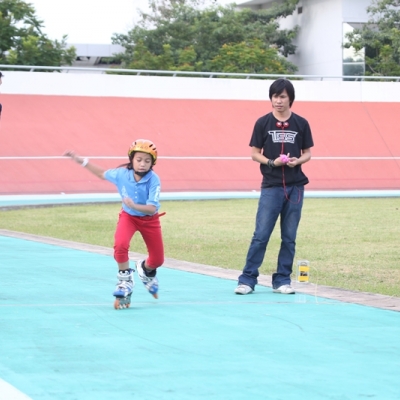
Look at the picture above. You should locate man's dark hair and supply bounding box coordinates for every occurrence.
[269,79,295,107]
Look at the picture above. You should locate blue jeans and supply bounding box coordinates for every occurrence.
[238,186,304,289]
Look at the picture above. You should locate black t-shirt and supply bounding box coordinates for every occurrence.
[249,112,314,188]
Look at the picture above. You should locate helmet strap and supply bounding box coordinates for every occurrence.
[134,169,151,177]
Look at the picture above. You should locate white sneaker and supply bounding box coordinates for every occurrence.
[273,284,295,294]
[234,284,253,295]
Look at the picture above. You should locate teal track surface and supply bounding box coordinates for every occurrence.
[1,234,400,400]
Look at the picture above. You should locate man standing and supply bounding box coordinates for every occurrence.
[235,79,314,295]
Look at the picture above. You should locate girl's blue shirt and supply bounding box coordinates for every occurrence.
[104,168,161,216]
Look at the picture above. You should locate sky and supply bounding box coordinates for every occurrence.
[28,0,241,45]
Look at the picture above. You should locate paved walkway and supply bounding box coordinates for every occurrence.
[1,229,399,400]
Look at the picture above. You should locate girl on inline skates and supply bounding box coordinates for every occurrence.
[64,139,164,309]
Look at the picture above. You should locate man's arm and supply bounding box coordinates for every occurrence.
[251,146,287,167]
[287,148,312,168]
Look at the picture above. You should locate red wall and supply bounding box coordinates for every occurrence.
[1,94,400,194]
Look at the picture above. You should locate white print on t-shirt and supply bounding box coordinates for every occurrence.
[268,130,298,144]
[154,186,160,202]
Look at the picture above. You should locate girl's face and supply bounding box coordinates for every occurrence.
[132,151,153,173]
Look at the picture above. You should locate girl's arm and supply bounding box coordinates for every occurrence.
[122,198,157,215]
[64,150,106,180]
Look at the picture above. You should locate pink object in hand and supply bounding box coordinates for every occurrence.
[280,154,289,163]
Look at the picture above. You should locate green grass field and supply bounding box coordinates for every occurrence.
[1,197,399,296]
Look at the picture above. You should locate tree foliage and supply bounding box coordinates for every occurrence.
[345,0,400,76]
[0,0,76,67]
[209,39,297,74]
[112,0,299,74]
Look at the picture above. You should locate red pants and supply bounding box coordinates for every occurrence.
[113,210,164,268]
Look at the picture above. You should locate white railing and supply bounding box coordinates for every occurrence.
[1,64,399,81]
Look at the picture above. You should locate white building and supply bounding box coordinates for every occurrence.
[69,43,125,71]
[237,0,374,77]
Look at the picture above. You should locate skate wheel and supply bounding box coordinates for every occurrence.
[114,299,121,309]
[152,293,158,299]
